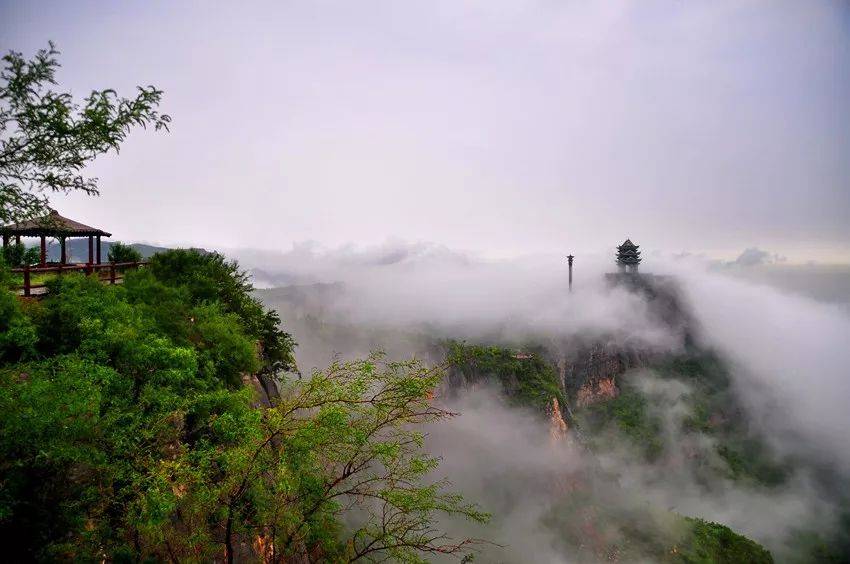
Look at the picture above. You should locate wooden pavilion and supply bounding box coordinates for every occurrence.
[0,209,112,266]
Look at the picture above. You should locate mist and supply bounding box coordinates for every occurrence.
[247,243,685,364]
[248,240,850,559]
[4,0,850,560]
[673,261,850,472]
[427,379,838,562]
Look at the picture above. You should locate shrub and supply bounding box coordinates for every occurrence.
[107,241,142,263]
[2,243,40,267]
[679,517,774,563]
[0,248,482,562]
[446,341,564,411]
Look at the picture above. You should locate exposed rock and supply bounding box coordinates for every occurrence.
[576,375,619,407]
[548,397,569,442]
[557,274,693,410]
[559,342,651,409]
[242,372,281,407]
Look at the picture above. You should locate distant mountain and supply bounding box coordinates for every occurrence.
[36,240,208,263]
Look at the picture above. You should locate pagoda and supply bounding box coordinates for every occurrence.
[616,239,641,273]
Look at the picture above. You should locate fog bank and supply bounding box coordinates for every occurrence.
[248,241,850,558]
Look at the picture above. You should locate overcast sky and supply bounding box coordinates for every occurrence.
[2,0,849,262]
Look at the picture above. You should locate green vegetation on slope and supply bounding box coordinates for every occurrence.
[546,493,773,563]
[569,351,850,562]
[575,384,665,461]
[677,517,773,564]
[446,341,564,411]
[572,352,791,486]
[0,250,484,562]
[106,241,143,263]
[659,354,791,487]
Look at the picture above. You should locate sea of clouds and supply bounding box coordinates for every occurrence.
[239,241,850,561]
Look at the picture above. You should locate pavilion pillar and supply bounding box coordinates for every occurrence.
[40,236,46,266]
[1,234,7,249]
[88,235,94,264]
[15,235,20,245]
[96,236,102,265]
[60,237,67,265]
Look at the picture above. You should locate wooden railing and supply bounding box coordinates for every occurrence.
[10,261,148,297]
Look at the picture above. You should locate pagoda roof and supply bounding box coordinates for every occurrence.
[0,210,111,237]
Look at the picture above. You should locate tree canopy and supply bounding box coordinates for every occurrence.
[107,241,142,263]
[0,249,485,562]
[0,42,170,224]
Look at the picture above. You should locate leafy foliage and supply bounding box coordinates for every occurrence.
[446,341,564,411]
[2,242,40,266]
[106,241,142,263]
[0,272,37,362]
[546,493,773,562]
[575,384,665,461]
[677,517,773,563]
[0,42,170,223]
[658,353,791,487]
[147,249,297,374]
[0,250,483,562]
[573,352,792,482]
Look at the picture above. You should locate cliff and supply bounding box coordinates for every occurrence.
[443,273,692,416]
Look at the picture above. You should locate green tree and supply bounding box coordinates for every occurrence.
[0,42,170,224]
[106,241,142,263]
[147,249,297,374]
[679,517,773,563]
[216,354,489,563]
[1,242,40,266]
[0,252,484,562]
[0,268,37,362]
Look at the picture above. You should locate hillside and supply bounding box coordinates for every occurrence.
[38,239,202,263]
[0,251,485,562]
[256,275,850,563]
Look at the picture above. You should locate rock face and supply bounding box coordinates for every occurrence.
[556,274,693,410]
[562,344,650,408]
[548,397,569,442]
[440,274,693,424]
[576,376,619,407]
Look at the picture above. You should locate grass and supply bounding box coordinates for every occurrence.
[8,272,58,288]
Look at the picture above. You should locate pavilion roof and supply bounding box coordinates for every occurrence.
[0,210,111,237]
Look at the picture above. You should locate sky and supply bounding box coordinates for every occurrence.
[2,0,849,262]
